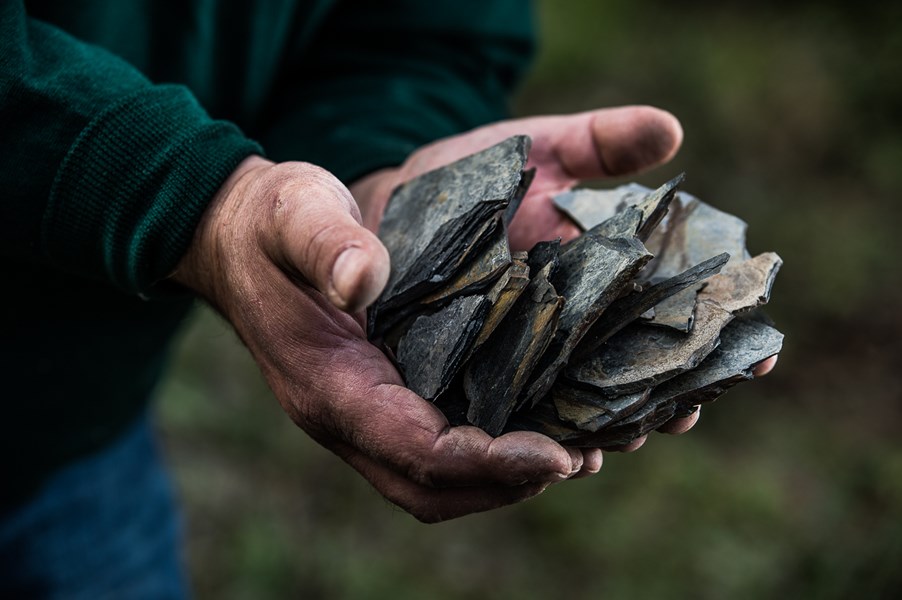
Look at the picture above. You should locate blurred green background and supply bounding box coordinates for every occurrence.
[155,1,902,598]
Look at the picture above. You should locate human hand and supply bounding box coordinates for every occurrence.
[173,156,597,523]
[350,106,779,449]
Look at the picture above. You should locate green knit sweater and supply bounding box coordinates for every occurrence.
[1,0,533,509]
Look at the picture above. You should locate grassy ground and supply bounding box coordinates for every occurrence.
[156,1,902,597]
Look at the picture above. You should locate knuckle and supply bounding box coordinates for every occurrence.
[261,162,355,217]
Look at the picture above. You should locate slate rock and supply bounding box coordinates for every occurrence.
[372,136,530,336]
[525,238,561,277]
[640,190,752,331]
[565,250,781,398]
[642,190,751,280]
[368,143,783,448]
[552,188,624,231]
[463,261,563,436]
[550,386,651,432]
[514,391,675,449]
[658,318,784,417]
[696,252,782,314]
[420,225,512,307]
[519,235,653,408]
[564,301,733,398]
[554,175,683,243]
[472,255,531,348]
[573,253,730,361]
[396,295,491,401]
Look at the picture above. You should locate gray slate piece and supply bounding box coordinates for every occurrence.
[504,168,535,226]
[420,225,512,307]
[573,253,730,362]
[552,188,624,231]
[565,302,733,398]
[553,175,683,242]
[655,318,785,416]
[551,386,650,432]
[522,319,783,446]
[644,287,702,333]
[525,238,561,277]
[642,190,751,281]
[641,191,751,331]
[511,390,674,448]
[372,135,530,335]
[396,295,491,401]
[472,255,531,348]
[464,261,563,436]
[519,235,653,408]
[696,252,782,314]
[589,399,677,447]
[565,251,782,399]
[633,174,685,241]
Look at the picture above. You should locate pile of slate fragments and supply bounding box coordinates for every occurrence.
[369,136,783,448]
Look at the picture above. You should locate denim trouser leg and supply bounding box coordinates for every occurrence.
[0,414,189,599]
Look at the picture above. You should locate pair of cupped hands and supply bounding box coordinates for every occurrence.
[174,106,777,523]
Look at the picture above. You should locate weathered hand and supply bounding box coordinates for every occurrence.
[173,156,596,523]
[350,106,778,449]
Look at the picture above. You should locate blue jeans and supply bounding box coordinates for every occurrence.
[0,414,188,599]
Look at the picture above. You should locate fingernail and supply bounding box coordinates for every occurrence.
[568,448,583,475]
[331,247,366,309]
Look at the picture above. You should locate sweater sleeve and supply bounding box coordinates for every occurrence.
[258,0,535,183]
[0,1,262,294]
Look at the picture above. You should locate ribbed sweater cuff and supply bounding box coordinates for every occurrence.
[43,85,263,294]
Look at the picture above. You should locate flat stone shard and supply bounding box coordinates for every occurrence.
[420,226,512,307]
[656,318,785,416]
[590,399,677,447]
[472,255,530,348]
[565,301,733,398]
[551,386,650,432]
[565,249,781,399]
[505,168,535,226]
[573,253,730,361]
[526,238,561,277]
[532,319,783,446]
[367,143,782,449]
[464,261,563,436]
[513,390,675,449]
[633,174,685,241]
[697,252,782,314]
[551,175,683,237]
[520,235,653,408]
[372,135,530,336]
[641,190,751,331]
[552,188,624,231]
[645,286,702,333]
[396,295,491,401]
[643,190,751,281]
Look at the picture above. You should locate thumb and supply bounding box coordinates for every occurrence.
[519,105,683,180]
[587,105,684,176]
[267,163,391,313]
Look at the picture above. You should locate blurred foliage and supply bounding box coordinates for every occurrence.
[156,1,902,598]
